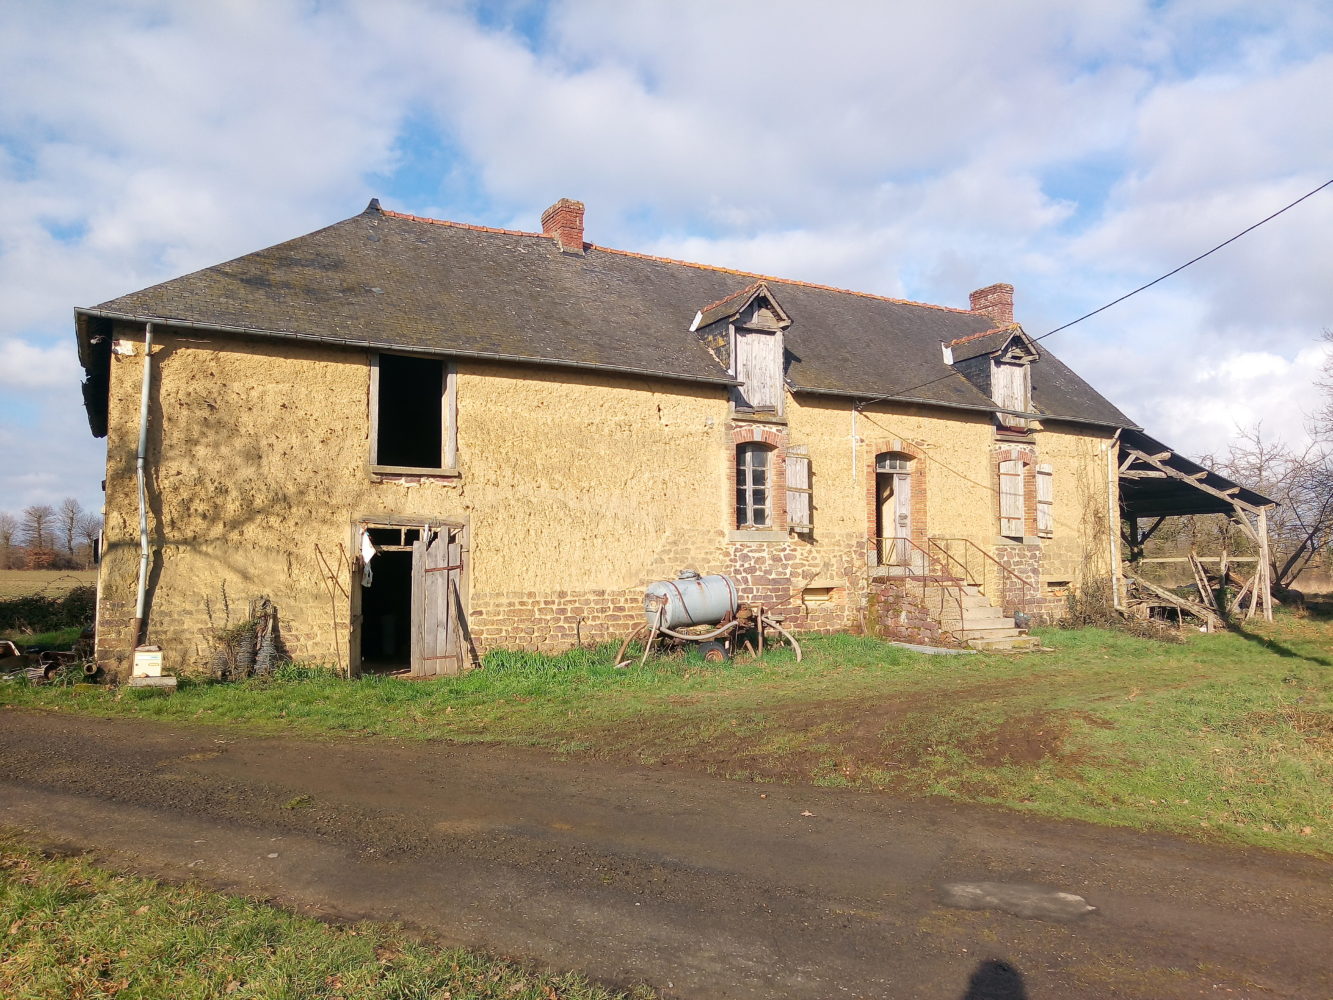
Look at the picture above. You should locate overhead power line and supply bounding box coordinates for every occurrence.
[855,175,1333,410]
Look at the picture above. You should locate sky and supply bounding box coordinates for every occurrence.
[2,0,1331,517]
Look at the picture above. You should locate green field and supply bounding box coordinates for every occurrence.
[0,834,649,1000]
[0,569,96,599]
[4,613,1330,857]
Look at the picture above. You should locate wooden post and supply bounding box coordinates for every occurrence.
[1258,507,1273,621]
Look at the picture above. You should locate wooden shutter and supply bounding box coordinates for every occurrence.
[735,329,780,410]
[992,362,1030,428]
[999,460,1025,538]
[786,449,812,534]
[1036,463,1054,537]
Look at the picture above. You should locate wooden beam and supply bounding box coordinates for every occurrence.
[1126,448,1264,515]
[1139,516,1168,546]
[1120,470,1169,479]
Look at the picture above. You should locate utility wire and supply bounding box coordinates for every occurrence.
[854,176,1333,410]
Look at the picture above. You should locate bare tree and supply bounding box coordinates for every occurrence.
[1317,328,1333,437]
[0,512,16,570]
[58,497,82,560]
[20,504,55,553]
[1215,426,1333,590]
[77,513,102,568]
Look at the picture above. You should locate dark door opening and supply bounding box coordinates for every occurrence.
[359,549,413,672]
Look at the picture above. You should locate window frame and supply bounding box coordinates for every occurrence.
[735,442,774,529]
[369,352,458,476]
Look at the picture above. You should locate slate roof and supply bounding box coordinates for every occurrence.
[77,201,1136,429]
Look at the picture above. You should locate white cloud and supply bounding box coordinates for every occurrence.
[2,0,1332,511]
[0,339,82,389]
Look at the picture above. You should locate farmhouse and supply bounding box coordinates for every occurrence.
[73,198,1268,678]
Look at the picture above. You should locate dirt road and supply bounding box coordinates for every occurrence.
[1,709,1329,999]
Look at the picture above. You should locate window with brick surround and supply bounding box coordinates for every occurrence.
[736,443,773,528]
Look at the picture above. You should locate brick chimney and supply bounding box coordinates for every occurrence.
[541,198,585,255]
[969,283,1014,325]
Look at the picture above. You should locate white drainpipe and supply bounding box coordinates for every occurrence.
[129,322,154,651]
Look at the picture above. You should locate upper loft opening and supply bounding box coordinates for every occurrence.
[373,353,446,471]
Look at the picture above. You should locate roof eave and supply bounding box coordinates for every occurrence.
[72,307,741,389]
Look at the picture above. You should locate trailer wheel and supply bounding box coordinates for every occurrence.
[697,641,729,663]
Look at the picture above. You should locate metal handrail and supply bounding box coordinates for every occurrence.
[928,537,1035,606]
[873,536,966,639]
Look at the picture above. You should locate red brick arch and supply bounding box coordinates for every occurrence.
[865,439,928,553]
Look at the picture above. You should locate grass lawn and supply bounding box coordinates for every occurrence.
[3,613,1331,858]
[0,569,96,600]
[0,833,649,1000]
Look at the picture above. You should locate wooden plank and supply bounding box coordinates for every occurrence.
[1188,552,1218,610]
[1126,572,1223,628]
[410,538,426,674]
[449,577,481,670]
[444,540,462,673]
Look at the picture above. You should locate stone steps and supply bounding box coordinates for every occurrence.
[917,579,1035,652]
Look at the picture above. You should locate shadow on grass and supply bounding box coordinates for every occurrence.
[1224,618,1333,666]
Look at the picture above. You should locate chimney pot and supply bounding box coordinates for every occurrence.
[970,283,1014,325]
[541,198,585,255]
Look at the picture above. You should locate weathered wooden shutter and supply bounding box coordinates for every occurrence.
[735,329,780,410]
[992,362,1030,427]
[999,460,1025,538]
[1036,464,1054,537]
[412,529,462,676]
[786,449,812,533]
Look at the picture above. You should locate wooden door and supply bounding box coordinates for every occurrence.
[411,529,464,676]
[892,472,912,551]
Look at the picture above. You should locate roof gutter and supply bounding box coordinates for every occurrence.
[73,308,742,388]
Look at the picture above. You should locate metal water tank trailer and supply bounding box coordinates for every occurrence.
[644,570,740,629]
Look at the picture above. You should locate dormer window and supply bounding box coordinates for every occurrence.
[945,326,1040,432]
[690,281,791,420]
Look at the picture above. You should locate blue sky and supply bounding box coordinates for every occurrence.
[2,0,1331,516]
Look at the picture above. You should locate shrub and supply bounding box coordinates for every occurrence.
[0,585,97,635]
